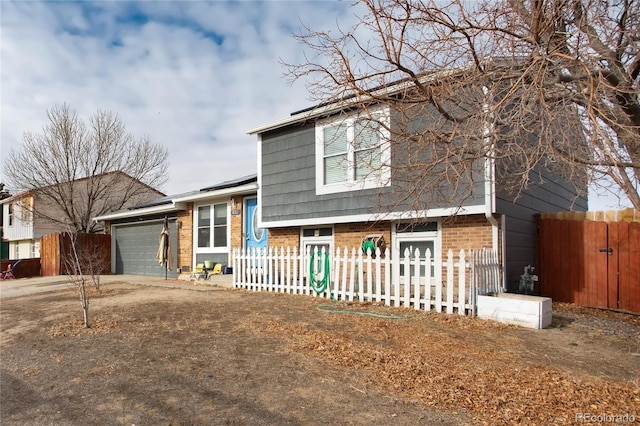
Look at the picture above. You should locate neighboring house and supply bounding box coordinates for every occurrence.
[93,174,263,279]
[246,82,588,292]
[0,184,9,259]
[0,171,164,260]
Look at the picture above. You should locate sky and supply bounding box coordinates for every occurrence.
[1,0,362,195]
[0,0,632,211]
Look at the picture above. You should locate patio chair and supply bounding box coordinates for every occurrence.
[208,263,223,276]
[189,263,206,281]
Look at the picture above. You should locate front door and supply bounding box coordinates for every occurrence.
[245,197,267,252]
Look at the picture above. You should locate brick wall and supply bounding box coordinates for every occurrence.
[441,215,494,257]
[266,215,494,256]
[262,215,500,288]
[334,222,391,253]
[230,196,245,251]
[177,204,193,272]
[267,227,299,249]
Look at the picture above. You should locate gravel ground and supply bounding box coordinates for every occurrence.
[552,302,640,340]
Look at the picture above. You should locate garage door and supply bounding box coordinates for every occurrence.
[113,220,178,278]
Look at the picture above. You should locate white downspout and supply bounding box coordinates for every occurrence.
[482,86,499,250]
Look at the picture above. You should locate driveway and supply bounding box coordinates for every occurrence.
[0,274,224,299]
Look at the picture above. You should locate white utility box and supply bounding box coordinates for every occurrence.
[477,292,552,329]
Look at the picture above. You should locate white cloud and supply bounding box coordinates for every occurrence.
[1,0,361,195]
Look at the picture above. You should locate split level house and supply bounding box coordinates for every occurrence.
[246,77,588,292]
[1,171,164,261]
[93,175,262,279]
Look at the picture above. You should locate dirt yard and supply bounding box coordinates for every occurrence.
[1,281,638,425]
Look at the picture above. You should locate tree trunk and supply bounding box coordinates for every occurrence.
[83,304,90,329]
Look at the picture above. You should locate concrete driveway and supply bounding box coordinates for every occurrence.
[0,274,228,299]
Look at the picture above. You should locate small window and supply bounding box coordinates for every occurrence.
[251,208,264,241]
[394,221,441,285]
[8,203,13,226]
[400,240,435,278]
[302,228,333,237]
[323,123,349,185]
[396,222,438,233]
[197,203,228,249]
[213,204,227,247]
[197,206,211,248]
[301,227,333,257]
[316,108,390,195]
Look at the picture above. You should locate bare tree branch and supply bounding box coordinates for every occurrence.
[4,104,169,232]
[284,0,640,209]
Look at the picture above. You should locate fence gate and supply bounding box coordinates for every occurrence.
[537,215,640,313]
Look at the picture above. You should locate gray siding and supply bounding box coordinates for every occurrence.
[496,165,588,292]
[260,118,486,225]
[261,124,386,223]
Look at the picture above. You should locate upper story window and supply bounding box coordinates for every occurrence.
[197,203,228,249]
[7,203,13,226]
[315,107,391,195]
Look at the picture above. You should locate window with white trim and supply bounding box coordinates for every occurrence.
[197,203,228,249]
[315,108,391,194]
[393,222,441,285]
[7,203,13,226]
[300,227,333,257]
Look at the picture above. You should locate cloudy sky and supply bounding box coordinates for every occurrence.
[1,0,362,194]
[0,0,630,210]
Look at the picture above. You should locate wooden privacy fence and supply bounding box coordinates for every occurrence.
[536,210,640,313]
[41,232,111,276]
[233,247,502,316]
[0,258,41,279]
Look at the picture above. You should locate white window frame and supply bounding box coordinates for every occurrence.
[300,227,334,257]
[315,107,391,195]
[392,221,442,286]
[194,202,229,254]
[7,203,14,227]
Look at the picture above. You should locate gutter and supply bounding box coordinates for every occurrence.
[482,86,500,251]
[93,203,183,222]
[172,182,258,203]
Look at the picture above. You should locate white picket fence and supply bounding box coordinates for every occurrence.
[232,246,502,316]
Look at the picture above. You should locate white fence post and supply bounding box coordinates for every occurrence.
[412,248,421,310]
[374,247,382,303]
[365,248,373,301]
[424,248,432,312]
[458,250,466,315]
[446,249,454,314]
[383,247,391,306]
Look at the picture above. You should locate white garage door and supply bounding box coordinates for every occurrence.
[113,220,178,278]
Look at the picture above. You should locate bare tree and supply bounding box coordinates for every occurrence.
[62,230,110,328]
[285,0,640,209]
[4,104,169,233]
[63,232,91,328]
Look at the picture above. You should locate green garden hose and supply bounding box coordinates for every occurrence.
[316,302,416,319]
[309,251,331,295]
[309,251,414,319]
